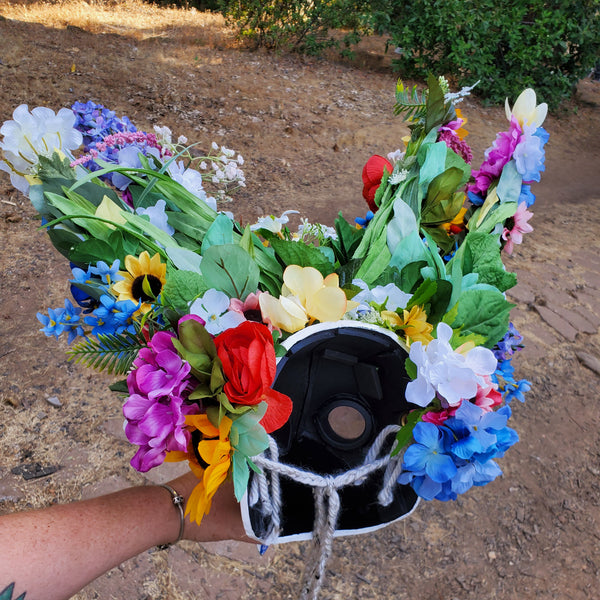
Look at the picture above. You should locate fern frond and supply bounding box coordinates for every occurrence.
[393,80,428,122]
[67,329,147,375]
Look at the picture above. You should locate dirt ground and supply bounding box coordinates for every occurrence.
[1,4,600,599]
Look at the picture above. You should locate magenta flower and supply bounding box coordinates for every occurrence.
[124,330,197,472]
[502,202,534,255]
[469,117,522,195]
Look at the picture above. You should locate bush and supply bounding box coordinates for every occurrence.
[219,0,376,56]
[372,0,600,109]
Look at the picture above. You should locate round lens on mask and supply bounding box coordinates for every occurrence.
[246,322,420,539]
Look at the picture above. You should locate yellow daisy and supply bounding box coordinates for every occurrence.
[401,305,434,345]
[111,251,166,314]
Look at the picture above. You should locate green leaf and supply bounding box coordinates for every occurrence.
[201,244,260,300]
[109,379,129,393]
[165,246,203,273]
[333,211,364,262]
[232,451,250,501]
[37,152,77,181]
[470,202,517,235]
[387,197,419,255]
[166,210,210,242]
[496,160,522,204]
[449,288,514,348]
[239,224,255,258]
[67,330,147,375]
[392,408,427,456]
[270,239,334,276]
[201,213,235,253]
[69,238,124,266]
[460,232,517,292]
[162,269,209,312]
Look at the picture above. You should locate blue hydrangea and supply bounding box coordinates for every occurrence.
[399,402,519,501]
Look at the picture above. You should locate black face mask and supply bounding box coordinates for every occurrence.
[245,322,419,541]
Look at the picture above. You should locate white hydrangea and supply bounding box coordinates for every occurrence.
[406,322,497,408]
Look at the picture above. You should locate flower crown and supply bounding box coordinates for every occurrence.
[0,75,546,524]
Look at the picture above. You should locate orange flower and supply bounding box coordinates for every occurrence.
[454,109,469,140]
[173,414,233,525]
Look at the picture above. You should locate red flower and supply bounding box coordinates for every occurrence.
[362,154,393,212]
[214,321,292,433]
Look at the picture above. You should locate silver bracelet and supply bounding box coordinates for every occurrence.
[156,484,185,550]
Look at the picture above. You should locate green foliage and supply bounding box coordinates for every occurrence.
[219,0,377,56]
[373,0,600,108]
[67,329,149,375]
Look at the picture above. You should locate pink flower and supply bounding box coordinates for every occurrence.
[469,117,522,195]
[502,202,534,255]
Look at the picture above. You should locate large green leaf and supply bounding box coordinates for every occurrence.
[449,288,514,348]
[201,244,260,300]
[270,239,334,276]
[161,269,209,312]
[201,213,235,253]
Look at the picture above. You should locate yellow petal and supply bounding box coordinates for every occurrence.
[259,292,308,333]
[306,286,347,323]
[381,310,403,328]
[323,273,340,287]
[95,195,127,229]
[283,265,323,304]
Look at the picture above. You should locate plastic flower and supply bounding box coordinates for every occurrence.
[351,280,412,313]
[398,305,434,345]
[250,210,299,235]
[406,322,497,408]
[112,251,167,314]
[135,199,175,236]
[188,289,245,336]
[513,122,545,182]
[505,88,547,128]
[89,259,123,286]
[402,422,457,483]
[259,265,348,333]
[184,414,233,525]
[362,155,393,212]
[0,104,82,195]
[84,294,139,337]
[502,202,533,255]
[214,321,293,433]
[167,161,217,211]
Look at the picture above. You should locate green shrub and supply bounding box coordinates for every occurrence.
[219,0,375,56]
[372,0,600,108]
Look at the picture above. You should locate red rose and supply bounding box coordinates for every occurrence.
[214,321,292,433]
[362,154,393,212]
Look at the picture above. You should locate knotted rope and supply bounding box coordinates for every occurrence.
[249,424,404,600]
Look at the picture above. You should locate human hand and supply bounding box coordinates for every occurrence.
[166,472,253,543]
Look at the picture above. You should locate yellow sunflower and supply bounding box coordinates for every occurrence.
[112,251,166,314]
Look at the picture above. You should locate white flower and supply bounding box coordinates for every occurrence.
[177,135,188,145]
[444,81,479,105]
[387,149,405,164]
[505,88,547,128]
[0,104,82,195]
[250,210,299,233]
[405,322,497,408]
[388,168,408,185]
[297,219,338,242]
[188,289,245,335]
[167,161,216,211]
[135,199,174,236]
[153,125,172,145]
[350,280,412,313]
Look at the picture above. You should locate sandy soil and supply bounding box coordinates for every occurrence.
[1,5,600,599]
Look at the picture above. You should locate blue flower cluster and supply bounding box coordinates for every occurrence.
[492,323,531,404]
[399,401,519,501]
[37,260,139,343]
[72,100,136,151]
[71,101,137,184]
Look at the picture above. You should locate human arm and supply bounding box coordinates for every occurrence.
[0,472,250,600]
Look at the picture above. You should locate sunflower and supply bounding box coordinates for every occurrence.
[112,251,166,314]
